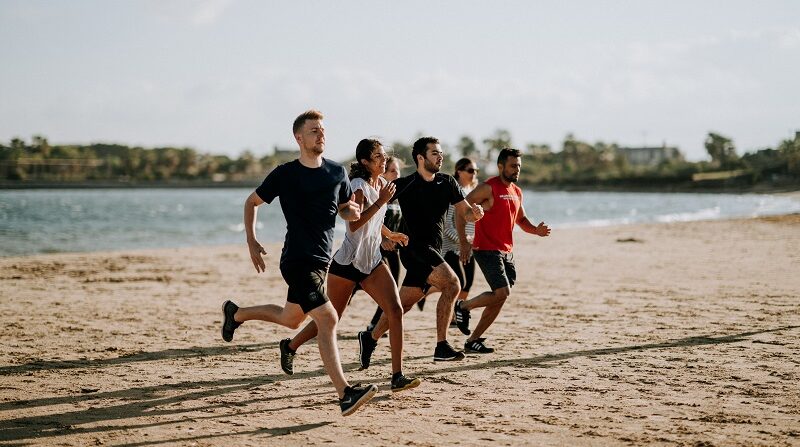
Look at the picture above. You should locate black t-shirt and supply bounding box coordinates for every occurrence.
[255,158,352,266]
[392,171,464,251]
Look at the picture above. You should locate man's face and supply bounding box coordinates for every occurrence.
[421,143,444,173]
[499,156,521,183]
[296,119,325,154]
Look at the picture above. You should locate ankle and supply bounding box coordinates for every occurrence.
[392,371,403,381]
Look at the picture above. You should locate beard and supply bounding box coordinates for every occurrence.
[501,172,519,183]
[423,158,441,173]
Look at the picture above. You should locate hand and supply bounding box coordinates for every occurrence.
[340,193,361,221]
[534,222,551,237]
[459,239,472,264]
[387,231,409,247]
[470,203,484,221]
[248,239,267,273]
[377,181,396,206]
[380,237,397,251]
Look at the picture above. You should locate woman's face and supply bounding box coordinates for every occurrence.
[458,162,478,185]
[363,146,387,176]
[383,160,401,181]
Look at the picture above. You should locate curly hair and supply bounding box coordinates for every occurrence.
[349,138,383,180]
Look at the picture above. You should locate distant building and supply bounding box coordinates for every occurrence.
[616,144,683,167]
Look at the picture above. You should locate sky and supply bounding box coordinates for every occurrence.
[1,0,798,161]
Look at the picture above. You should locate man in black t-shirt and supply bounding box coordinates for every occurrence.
[218,110,378,417]
[358,136,485,366]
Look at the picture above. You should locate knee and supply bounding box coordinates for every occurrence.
[383,301,403,319]
[286,317,304,330]
[492,288,510,302]
[443,277,460,296]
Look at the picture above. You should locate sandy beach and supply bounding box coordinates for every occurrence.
[1,215,798,446]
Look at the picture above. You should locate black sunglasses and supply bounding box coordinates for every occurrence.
[463,167,479,174]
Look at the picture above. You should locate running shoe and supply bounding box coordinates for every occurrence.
[464,338,494,354]
[358,330,377,370]
[391,374,421,392]
[221,300,241,342]
[453,300,471,335]
[279,338,295,375]
[340,383,378,416]
[433,341,465,361]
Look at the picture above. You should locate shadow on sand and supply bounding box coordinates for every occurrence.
[1,325,796,444]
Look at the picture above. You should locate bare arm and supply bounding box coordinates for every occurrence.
[348,181,396,232]
[244,191,267,273]
[380,224,409,247]
[516,204,551,237]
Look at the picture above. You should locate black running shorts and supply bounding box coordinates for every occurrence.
[399,245,445,290]
[328,259,381,285]
[279,261,329,313]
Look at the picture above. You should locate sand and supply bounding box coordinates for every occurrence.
[1,215,799,446]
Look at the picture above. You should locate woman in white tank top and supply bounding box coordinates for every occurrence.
[283,139,420,392]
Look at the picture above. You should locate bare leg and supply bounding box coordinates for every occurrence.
[371,285,425,340]
[462,287,510,341]
[371,263,459,343]
[307,301,350,398]
[288,274,355,351]
[360,264,404,374]
[425,263,460,342]
[235,302,307,330]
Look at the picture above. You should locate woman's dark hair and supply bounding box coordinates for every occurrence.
[454,157,478,188]
[349,138,382,180]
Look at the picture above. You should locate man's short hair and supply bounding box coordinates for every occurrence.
[497,147,522,165]
[411,136,440,165]
[293,109,324,135]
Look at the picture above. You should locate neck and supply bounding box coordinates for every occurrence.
[298,149,323,168]
[369,173,381,186]
[417,166,435,181]
[498,175,512,186]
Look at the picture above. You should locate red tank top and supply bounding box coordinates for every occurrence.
[472,176,522,252]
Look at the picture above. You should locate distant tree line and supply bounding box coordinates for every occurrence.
[1,130,798,189]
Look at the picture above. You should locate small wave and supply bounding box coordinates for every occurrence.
[655,207,721,223]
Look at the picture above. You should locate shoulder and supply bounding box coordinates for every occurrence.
[323,158,347,178]
[512,183,523,195]
[438,173,457,183]
[471,182,493,198]
[350,177,367,189]
[393,173,415,187]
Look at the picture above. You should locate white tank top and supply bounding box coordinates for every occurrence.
[333,177,387,274]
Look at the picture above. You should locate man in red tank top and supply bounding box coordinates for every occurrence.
[454,148,551,354]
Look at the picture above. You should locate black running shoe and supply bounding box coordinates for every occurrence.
[340,383,378,416]
[358,330,377,370]
[433,341,465,361]
[279,338,295,375]
[464,337,495,354]
[391,374,421,393]
[221,300,241,342]
[454,300,471,335]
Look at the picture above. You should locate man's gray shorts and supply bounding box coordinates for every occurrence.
[473,250,516,291]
